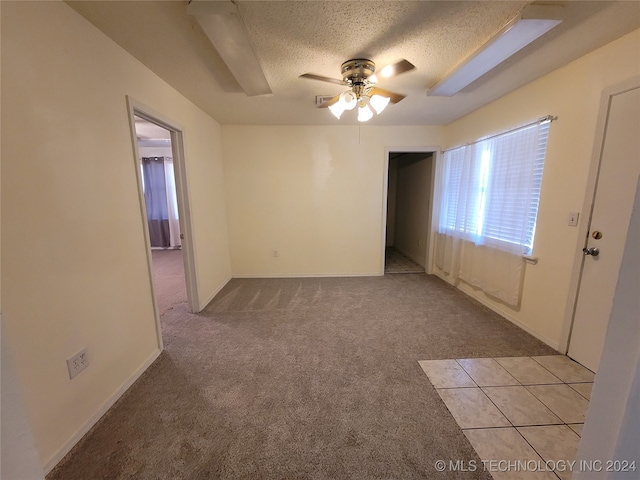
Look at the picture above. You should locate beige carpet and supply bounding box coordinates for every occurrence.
[48,274,556,479]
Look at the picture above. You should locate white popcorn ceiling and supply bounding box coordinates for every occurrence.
[67,1,640,126]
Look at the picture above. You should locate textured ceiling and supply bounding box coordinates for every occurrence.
[67,1,640,126]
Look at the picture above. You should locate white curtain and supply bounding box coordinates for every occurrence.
[435,120,550,307]
[163,157,181,248]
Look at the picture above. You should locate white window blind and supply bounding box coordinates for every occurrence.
[439,118,551,255]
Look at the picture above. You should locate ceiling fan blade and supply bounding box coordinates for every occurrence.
[300,73,347,86]
[377,59,416,79]
[369,87,406,104]
[316,94,340,108]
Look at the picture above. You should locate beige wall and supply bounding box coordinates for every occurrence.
[1,324,46,480]
[1,4,44,475]
[1,1,231,471]
[439,29,640,349]
[222,125,444,276]
[385,160,398,247]
[138,146,173,158]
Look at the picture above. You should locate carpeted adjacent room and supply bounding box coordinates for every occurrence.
[48,274,556,479]
[150,249,187,316]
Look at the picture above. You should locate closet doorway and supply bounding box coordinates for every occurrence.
[384,150,436,274]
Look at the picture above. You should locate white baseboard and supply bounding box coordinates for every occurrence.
[433,271,561,351]
[198,275,233,312]
[43,349,161,474]
[231,272,383,279]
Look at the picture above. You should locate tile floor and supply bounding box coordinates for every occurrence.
[419,355,595,480]
[384,247,425,274]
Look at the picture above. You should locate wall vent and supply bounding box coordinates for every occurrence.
[315,95,334,106]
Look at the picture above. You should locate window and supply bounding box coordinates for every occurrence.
[438,119,551,255]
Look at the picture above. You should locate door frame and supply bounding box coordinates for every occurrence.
[560,76,640,353]
[381,147,441,275]
[126,96,200,349]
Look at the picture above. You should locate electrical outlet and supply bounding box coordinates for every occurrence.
[67,348,89,379]
[273,249,279,258]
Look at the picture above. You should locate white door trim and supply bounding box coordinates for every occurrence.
[381,146,441,275]
[559,75,640,353]
[126,97,200,350]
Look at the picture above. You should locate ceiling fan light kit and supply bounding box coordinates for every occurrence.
[301,58,415,122]
[328,91,357,119]
[429,4,563,97]
[357,97,374,122]
[328,90,390,120]
[370,94,391,114]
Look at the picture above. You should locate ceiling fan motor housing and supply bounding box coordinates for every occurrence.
[341,59,376,85]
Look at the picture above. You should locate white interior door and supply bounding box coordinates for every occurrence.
[568,86,640,372]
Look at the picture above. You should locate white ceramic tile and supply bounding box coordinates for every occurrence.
[464,427,559,480]
[418,359,476,388]
[457,358,519,386]
[482,386,563,426]
[567,423,584,437]
[518,425,581,480]
[531,355,595,383]
[526,384,590,424]
[568,382,593,400]
[495,357,563,385]
[436,387,510,429]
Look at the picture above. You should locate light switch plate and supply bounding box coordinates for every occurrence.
[568,212,579,227]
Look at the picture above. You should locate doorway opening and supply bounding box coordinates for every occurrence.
[384,151,434,274]
[134,115,187,316]
[127,97,200,350]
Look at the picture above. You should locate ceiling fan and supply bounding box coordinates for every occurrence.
[300,58,415,121]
